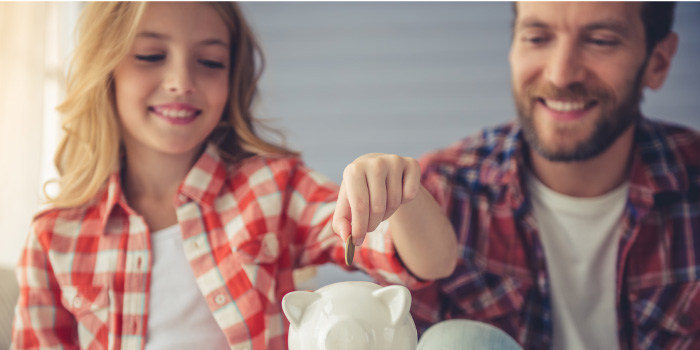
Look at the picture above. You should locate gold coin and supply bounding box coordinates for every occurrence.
[345,235,355,266]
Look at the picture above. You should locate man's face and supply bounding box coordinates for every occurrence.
[509,2,649,162]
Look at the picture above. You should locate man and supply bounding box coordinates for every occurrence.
[412,2,699,349]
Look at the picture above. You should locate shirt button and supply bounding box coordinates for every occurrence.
[72,296,82,309]
[215,294,227,305]
[178,194,188,202]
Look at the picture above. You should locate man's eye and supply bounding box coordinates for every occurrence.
[588,38,619,47]
[135,54,165,62]
[199,59,226,69]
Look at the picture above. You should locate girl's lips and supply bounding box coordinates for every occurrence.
[149,106,201,125]
[150,103,201,115]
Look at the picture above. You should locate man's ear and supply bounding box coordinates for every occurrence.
[643,32,679,90]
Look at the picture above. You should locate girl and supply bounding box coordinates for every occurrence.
[11,2,457,350]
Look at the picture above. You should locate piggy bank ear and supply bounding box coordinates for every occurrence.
[372,285,411,326]
[282,291,321,330]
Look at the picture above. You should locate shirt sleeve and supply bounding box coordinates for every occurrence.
[285,162,429,290]
[11,215,79,349]
[418,151,456,214]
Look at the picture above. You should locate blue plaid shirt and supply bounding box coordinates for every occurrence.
[412,118,700,349]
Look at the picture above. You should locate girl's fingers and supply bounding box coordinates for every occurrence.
[332,181,352,242]
[382,161,403,222]
[365,164,388,233]
[343,164,370,246]
[401,158,421,203]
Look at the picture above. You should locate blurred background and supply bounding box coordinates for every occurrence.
[1,2,699,344]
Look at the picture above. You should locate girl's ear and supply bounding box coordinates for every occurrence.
[643,32,679,90]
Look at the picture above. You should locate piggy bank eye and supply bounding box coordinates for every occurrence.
[323,320,369,350]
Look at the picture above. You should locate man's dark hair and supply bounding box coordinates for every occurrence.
[641,2,676,54]
[511,2,677,55]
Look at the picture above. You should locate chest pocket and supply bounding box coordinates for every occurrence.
[630,281,700,349]
[231,232,282,305]
[232,231,280,265]
[60,285,110,349]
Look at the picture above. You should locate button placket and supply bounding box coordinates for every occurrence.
[188,236,204,254]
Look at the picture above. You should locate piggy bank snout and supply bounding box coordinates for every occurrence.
[324,319,369,350]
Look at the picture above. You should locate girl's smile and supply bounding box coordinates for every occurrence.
[149,103,202,125]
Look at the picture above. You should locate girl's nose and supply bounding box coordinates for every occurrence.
[164,62,195,95]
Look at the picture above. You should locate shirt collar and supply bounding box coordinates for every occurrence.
[97,142,228,233]
[483,121,529,213]
[98,172,125,232]
[488,118,691,212]
[176,142,228,208]
[627,118,692,209]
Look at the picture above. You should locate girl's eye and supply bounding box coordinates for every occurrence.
[527,37,548,44]
[135,54,165,62]
[199,60,226,69]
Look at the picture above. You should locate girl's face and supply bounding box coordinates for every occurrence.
[113,2,230,159]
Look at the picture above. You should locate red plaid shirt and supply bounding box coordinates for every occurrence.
[12,143,424,350]
[413,118,700,350]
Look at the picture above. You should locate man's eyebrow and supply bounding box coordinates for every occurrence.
[136,31,229,48]
[515,18,631,37]
[582,20,630,36]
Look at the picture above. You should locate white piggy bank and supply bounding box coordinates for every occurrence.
[282,281,417,350]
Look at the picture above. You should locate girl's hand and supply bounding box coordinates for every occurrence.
[332,153,421,246]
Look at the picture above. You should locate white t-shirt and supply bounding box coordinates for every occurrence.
[145,224,230,350]
[527,173,629,350]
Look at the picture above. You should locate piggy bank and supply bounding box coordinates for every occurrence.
[282,281,417,350]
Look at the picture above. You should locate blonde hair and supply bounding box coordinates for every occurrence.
[48,2,297,208]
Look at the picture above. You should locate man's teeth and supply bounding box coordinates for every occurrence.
[160,109,196,118]
[544,100,586,112]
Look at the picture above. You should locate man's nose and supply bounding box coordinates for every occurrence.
[164,62,195,95]
[544,41,587,89]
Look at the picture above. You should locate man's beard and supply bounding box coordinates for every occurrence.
[513,65,646,163]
